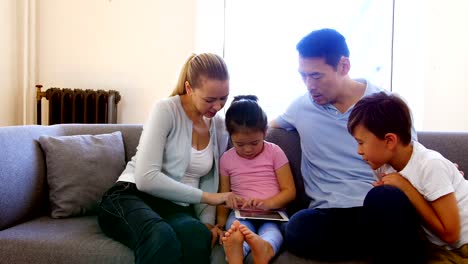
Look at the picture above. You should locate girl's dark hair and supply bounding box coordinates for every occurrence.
[348,92,412,145]
[225,95,268,135]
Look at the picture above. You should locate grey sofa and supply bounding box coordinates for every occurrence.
[1,124,467,264]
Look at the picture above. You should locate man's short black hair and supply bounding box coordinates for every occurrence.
[296,28,350,69]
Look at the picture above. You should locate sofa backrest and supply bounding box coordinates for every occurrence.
[0,124,143,231]
[417,131,468,174]
[1,124,467,230]
[57,124,143,162]
[266,128,468,215]
[265,128,309,215]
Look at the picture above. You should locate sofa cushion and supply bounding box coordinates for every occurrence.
[0,216,134,264]
[38,132,126,218]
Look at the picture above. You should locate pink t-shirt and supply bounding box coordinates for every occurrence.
[220,141,289,199]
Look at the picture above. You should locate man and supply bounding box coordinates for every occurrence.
[270,28,426,263]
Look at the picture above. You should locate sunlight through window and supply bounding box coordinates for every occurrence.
[223,0,394,119]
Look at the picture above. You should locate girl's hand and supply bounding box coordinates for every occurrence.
[241,198,268,210]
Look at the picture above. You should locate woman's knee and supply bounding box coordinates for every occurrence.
[97,201,132,246]
[170,218,211,263]
[177,219,211,246]
[135,221,182,264]
[168,216,211,248]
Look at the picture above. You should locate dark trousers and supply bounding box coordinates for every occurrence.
[97,182,212,264]
[284,185,427,264]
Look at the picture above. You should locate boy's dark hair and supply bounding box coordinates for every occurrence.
[348,92,412,145]
[225,95,268,135]
[296,28,350,70]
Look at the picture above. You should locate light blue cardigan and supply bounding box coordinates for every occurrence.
[118,95,229,224]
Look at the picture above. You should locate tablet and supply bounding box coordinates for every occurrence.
[234,209,289,222]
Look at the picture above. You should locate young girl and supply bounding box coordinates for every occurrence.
[217,95,296,264]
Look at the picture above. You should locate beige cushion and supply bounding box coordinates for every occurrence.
[38,132,126,218]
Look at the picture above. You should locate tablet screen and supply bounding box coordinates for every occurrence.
[235,209,289,221]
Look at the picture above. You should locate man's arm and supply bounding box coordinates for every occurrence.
[269,118,281,128]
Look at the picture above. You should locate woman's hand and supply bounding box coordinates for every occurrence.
[201,192,244,208]
[205,223,225,246]
[224,193,245,209]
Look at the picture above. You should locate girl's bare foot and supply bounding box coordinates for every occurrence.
[238,224,275,264]
[222,221,244,264]
[223,220,240,238]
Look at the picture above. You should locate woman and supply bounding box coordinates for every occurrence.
[98,53,240,264]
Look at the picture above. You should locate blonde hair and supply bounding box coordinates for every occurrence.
[170,53,229,96]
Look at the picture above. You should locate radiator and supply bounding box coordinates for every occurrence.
[36,84,121,125]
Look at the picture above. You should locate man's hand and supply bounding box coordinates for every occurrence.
[454,163,465,177]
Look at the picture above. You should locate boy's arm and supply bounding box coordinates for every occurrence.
[382,173,460,244]
[429,193,460,243]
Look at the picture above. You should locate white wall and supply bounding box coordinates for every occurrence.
[423,1,468,131]
[393,0,468,131]
[1,0,468,129]
[37,0,198,124]
[0,0,19,126]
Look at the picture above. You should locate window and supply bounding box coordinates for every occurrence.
[222,0,394,119]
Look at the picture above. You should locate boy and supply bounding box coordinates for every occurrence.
[348,92,468,263]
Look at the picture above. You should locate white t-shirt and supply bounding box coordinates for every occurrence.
[175,138,213,206]
[182,139,214,189]
[377,141,468,249]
